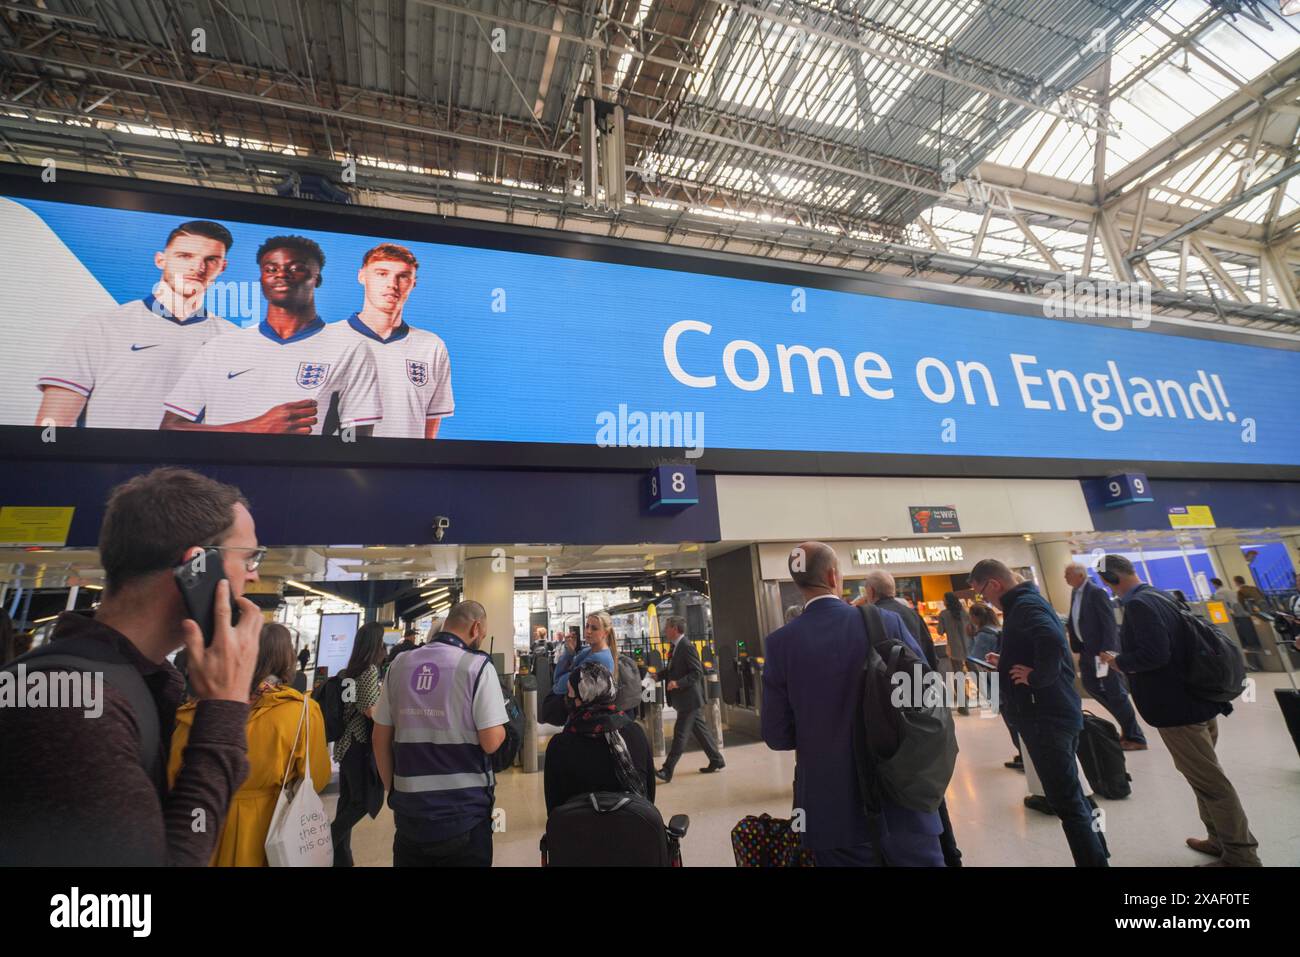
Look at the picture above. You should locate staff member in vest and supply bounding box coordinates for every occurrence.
[655,615,724,783]
[372,600,508,867]
[1064,563,1147,750]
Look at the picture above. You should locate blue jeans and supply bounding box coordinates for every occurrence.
[1014,718,1110,867]
[1080,666,1146,744]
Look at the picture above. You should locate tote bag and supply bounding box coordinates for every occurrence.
[265,690,334,867]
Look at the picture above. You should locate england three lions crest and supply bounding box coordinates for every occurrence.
[296,361,330,389]
[406,359,429,386]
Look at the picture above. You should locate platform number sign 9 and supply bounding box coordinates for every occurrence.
[647,465,699,513]
[1102,472,1154,509]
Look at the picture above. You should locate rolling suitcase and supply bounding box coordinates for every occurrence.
[542,791,688,867]
[1077,711,1131,799]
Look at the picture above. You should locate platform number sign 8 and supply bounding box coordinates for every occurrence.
[648,465,699,512]
[1102,472,1154,509]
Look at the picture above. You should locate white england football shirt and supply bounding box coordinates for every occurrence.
[164,318,382,435]
[343,315,454,439]
[37,295,234,430]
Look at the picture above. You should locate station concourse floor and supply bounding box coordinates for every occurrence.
[339,673,1300,867]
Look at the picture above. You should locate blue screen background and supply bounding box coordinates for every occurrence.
[13,195,1300,465]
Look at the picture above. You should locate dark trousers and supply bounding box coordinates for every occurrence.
[1015,719,1110,867]
[662,705,723,772]
[937,799,962,867]
[1003,714,1021,754]
[331,744,379,867]
[393,818,493,867]
[814,824,944,867]
[1080,666,1147,743]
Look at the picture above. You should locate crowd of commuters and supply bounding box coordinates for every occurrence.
[0,467,1282,868]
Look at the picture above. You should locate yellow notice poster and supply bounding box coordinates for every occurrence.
[1168,505,1216,529]
[1206,601,1230,624]
[0,506,75,546]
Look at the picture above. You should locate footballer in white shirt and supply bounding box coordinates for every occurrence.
[343,243,454,439]
[35,220,237,430]
[162,236,382,436]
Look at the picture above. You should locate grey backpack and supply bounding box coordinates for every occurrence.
[852,604,958,814]
[615,654,643,712]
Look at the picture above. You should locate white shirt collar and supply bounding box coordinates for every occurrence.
[803,593,839,609]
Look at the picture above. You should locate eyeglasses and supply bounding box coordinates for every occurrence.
[972,579,993,599]
[203,545,267,572]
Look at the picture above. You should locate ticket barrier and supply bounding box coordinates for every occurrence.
[704,660,724,756]
[642,651,667,758]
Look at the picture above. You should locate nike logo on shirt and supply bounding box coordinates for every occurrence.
[227,369,253,379]
[130,344,160,351]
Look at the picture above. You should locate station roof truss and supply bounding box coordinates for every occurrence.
[2,0,1300,331]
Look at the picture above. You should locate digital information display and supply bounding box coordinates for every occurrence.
[314,612,360,680]
[1,189,1297,469]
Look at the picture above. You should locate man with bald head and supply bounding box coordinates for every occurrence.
[1064,563,1146,750]
[862,569,939,671]
[762,542,944,866]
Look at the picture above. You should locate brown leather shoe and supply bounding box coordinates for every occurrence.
[1186,837,1222,857]
[1120,739,1149,751]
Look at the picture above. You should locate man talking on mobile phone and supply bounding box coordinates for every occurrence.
[0,467,263,865]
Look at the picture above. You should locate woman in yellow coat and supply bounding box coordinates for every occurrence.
[169,622,331,866]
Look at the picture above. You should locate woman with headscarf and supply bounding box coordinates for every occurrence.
[543,661,656,814]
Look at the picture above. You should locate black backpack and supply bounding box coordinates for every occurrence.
[4,636,163,791]
[1150,590,1247,703]
[614,654,643,713]
[313,674,347,742]
[853,604,958,814]
[475,657,524,773]
[1077,711,1132,799]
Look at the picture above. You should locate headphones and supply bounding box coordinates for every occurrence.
[1095,555,1122,585]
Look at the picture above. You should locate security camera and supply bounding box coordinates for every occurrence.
[433,516,450,543]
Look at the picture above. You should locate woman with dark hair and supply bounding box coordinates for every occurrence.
[330,621,387,866]
[168,622,329,865]
[543,661,655,813]
[0,609,17,667]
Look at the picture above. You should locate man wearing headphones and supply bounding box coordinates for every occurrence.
[1096,554,1260,867]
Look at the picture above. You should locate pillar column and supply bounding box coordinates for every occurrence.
[1034,540,1076,614]
[1212,543,1253,588]
[463,552,516,674]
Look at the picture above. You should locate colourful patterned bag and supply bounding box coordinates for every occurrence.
[730,813,816,867]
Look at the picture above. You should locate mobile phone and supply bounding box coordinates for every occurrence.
[966,656,997,671]
[174,548,241,646]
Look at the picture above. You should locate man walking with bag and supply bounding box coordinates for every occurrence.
[655,615,724,783]
[1096,555,1260,867]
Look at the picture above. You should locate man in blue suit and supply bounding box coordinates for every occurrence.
[761,541,945,866]
[1064,563,1147,749]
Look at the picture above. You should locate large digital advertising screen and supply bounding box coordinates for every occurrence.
[1,181,1297,472]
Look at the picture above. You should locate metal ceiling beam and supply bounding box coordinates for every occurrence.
[1105,48,1300,197]
[4,49,576,162]
[411,0,703,73]
[1127,160,1300,264]
[705,0,1111,132]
